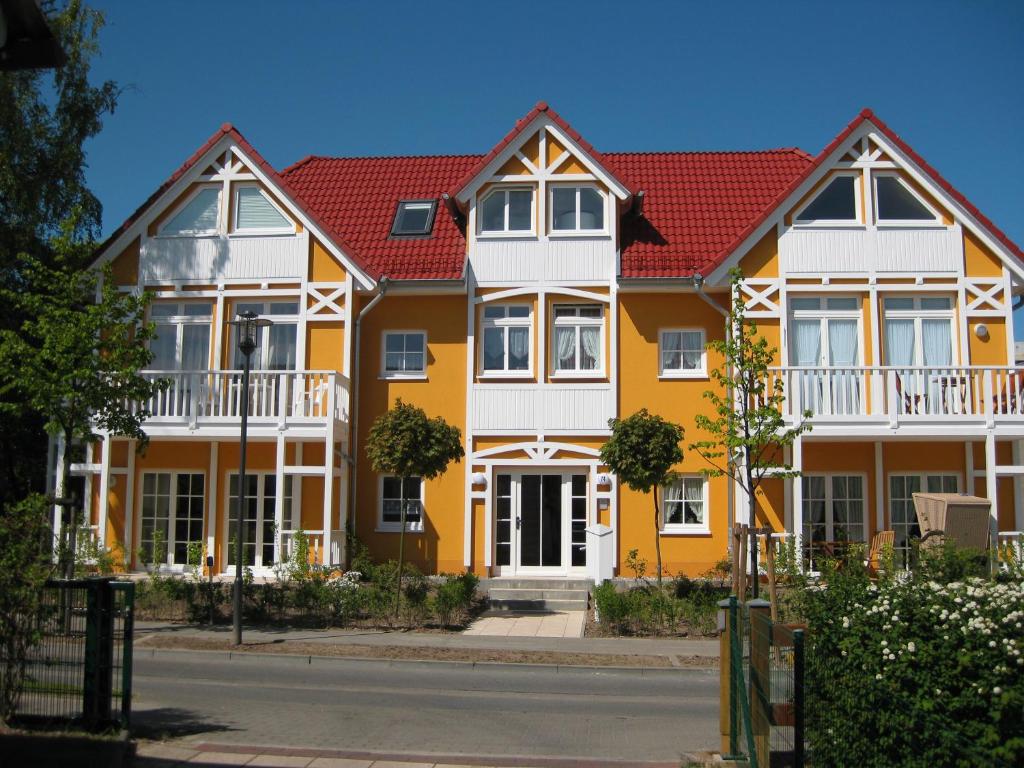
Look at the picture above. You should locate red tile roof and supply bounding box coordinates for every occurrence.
[283,148,812,280]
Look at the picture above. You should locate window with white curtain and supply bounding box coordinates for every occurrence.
[883,297,955,369]
[379,476,423,532]
[233,186,291,232]
[802,474,866,569]
[662,476,708,532]
[550,185,605,232]
[230,301,299,370]
[160,187,220,235]
[789,297,862,413]
[149,302,213,370]
[481,305,531,375]
[552,305,603,375]
[659,329,706,377]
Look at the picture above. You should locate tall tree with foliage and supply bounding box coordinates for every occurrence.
[689,268,810,597]
[600,409,684,588]
[0,242,162,574]
[0,0,119,507]
[365,399,464,617]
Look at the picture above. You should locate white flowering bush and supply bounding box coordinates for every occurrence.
[800,552,1024,767]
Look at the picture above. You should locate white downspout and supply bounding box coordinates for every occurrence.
[346,277,389,558]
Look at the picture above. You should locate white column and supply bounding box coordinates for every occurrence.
[874,442,884,534]
[125,440,136,569]
[207,442,218,568]
[783,445,792,532]
[52,435,66,556]
[792,437,804,546]
[274,433,286,566]
[98,436,112,548]
[965,441,975,495]
[463,275,476,568]
[985,432,999,538]
[1013,440,1024,531]
[322,383,336,565]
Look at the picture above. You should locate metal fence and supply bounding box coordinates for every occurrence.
[11,578,134,730]
[720,596,805,768]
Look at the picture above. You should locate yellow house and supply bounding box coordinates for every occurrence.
[76,103,1024,581]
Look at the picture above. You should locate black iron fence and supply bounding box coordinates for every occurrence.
[11,578,134,730]
[720,596,805,768]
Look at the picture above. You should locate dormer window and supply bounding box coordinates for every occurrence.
[391,200,438,238]
[479,187,533,234]
[794,174,858,224]
[551,185,605,232]
[234,186,291,233]
[161,187,220,236]
[874,175,939,223]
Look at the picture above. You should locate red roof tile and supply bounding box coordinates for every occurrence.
[284,149,812,280]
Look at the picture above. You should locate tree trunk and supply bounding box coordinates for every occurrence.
[652,490,663,589]
[746,446,759,599]
[395,476,406,621]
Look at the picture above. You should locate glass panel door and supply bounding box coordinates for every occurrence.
[518,475,562,568]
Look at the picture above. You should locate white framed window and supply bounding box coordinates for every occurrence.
[801,474,867,569]
[149,301,213,371]
[481,304,531,376]
[478,186,534,235]
[889,473,959,568]
[160,187,221,236]
[551,304,604,376]
[226,472,294,568]
[883,296,955,368]
[379,476,423,532]
[659,329,706,377]
[233,185,292,234]
[230,301,300,370]
[381,331,427,378]
[661,476,709,534]
[549,184,606,234]
[793,172,861,226]
[789,296,863,414]
[873,173,941,225]
[391,199,437,237]
[140,471,205,567]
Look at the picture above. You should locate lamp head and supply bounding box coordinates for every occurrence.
[229,310,272,357]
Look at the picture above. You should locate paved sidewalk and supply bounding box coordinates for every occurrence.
[134,740,699,767]
[135,620,718,660]
[463,611,585,638]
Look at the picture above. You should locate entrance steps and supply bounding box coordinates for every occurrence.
[481,578,592,612]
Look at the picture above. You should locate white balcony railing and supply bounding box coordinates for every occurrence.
[140,233,308,283]
[472,383,614,433]
[133,370,349,429]
[766,366,1024,425]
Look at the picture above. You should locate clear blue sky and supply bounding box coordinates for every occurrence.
[86,1,1023,330]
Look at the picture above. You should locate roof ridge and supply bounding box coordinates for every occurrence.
[281,154,317,175]
[604,147,810,157]
[286,152,485,163]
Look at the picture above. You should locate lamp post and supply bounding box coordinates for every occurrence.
[227,310,271,645]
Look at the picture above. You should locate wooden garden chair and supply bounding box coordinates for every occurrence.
[866,530,895,576]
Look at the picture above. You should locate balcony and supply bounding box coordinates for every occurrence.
[778,225,962,274]
[131,370,349,435]
[766,366,1024,434]
[472,383,614,434]
[139,233,308,283]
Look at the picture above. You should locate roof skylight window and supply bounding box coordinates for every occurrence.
[391,200,437,237]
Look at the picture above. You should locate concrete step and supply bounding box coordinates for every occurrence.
[487,597,589,612]
[483,593,589,606]
[482,578,593,591]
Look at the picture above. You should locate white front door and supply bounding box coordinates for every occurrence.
[494,471,588,576]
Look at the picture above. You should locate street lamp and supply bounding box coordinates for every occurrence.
[226,310,272,645]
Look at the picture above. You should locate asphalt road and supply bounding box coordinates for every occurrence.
[132,650,720,761]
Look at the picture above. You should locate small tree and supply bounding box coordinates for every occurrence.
[365,399,464,618]
[600,408,684,588]
[0,495,55,724]
[0,247,163,576]
[689,268,810,597]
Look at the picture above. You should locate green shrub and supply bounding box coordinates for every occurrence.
[431,572,479,628]
[802,563,1024,767]
[593,581,628,630]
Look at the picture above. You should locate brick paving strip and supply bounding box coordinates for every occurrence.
[135,633,716,669]
[136,739,712,767]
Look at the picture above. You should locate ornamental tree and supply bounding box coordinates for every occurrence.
[365,399,464,617]
[0,247,162,576]
[689,268,810,598]
[600,408,684,588]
